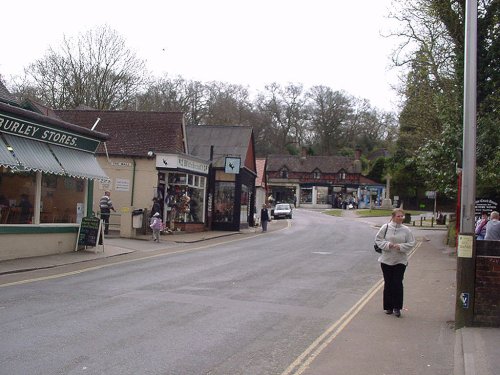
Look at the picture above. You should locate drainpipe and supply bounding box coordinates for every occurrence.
[131,158,136,206]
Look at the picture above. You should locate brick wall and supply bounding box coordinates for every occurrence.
[474,241,500,326]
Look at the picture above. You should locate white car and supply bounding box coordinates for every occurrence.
[273,203,293,219]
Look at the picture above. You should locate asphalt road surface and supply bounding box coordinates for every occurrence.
[0,209,382,375]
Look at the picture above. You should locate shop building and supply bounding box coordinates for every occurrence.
[266,152,384,209]
[186,125,257,231]
[0,83,109,260]
[55,110,210,234]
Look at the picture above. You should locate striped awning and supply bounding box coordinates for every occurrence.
[3,134,65,175]
[50,144,109,181]
[0,133,108,181]
[0,135,19,169]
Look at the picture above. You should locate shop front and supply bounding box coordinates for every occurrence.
[211,165,256,231]
[155,153,209,232]
[0,103,108,260]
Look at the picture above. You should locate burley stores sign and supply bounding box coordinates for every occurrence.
[0,112,100,152]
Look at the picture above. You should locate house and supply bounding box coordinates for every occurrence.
[55,109,210,234]
[0,82,109,260]
[186,125,257,231]
[254,158,268,225]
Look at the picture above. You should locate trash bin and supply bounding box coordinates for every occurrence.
[404,213,412,223]
[132,209,144,229]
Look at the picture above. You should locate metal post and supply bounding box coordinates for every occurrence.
[456,0,477,329]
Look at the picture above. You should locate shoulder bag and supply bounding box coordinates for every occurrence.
[374,223,389,253]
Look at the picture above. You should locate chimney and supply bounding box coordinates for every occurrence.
[354,147,362,160]
[300,146,307,159]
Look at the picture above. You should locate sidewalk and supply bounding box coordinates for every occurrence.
[1,212,498,375]
[299,212,500,375]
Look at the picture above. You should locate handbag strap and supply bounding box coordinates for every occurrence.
[383,223,389,239]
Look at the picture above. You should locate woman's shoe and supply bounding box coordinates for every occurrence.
[393,308,401,317]
[384,309,393,315]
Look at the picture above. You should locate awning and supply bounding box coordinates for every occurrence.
[50,144,109,181]
[0,135,19,169]
[3,134,65,175]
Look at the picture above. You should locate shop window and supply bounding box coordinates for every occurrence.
[165,172,206,223]
[316,186,328,204]
[240,184,250,224]
[41,175,85,223]
[0,169,36,224]
[0,167,85,224]
[214,181,235,223]
[300,187,312,204]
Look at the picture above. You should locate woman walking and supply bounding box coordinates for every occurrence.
[374,208,416,317]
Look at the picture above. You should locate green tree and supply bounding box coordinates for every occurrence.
[389,0,498,201]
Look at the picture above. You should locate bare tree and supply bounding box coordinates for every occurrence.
[256,83,308,153]
[137,75,208,125]
[203,81,254,126]
[307,86,353,155]
[16,25,147,110]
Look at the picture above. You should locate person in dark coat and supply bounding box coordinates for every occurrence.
[151,197,162,218]
[260,204,270,232]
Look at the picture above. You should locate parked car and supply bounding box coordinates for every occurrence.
[273,203,293,219]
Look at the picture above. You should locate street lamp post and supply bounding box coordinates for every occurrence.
[455,0,477,329]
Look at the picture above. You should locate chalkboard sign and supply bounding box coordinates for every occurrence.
[76,216,103,250]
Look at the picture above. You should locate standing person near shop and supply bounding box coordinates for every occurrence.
[260,204,270,232]
[151,197,162,218]
[475,211,489,240]
[374,208,416,317]
[18,194,33,224]
[99,190,115,235]
[484,211,500,240]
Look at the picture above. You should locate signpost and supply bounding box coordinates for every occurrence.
[76,216,104,252]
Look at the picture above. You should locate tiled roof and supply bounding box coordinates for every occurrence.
[359,175,384,186]
[186,125,254,169]
[0,83,108,141]
[256,158,266,187]
[56,110,186,157]
[0,80,20,106]
[266,154,356,173]
[0,101,109,141]
[23,98,59,118]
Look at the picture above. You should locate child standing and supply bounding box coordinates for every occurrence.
[150,212,163,242]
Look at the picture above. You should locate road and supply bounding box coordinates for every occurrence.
[0,209,382,375]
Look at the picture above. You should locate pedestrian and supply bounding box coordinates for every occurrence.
[374,208,416,317]
[18,194,33,224]
[475,211,488,240]
[150,212,163,242]
[151,197,162,218]
[260,204,270,232]
[484,211,500,240]
[99,190,115,235]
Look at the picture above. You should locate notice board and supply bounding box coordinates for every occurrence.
[76,216,104,251]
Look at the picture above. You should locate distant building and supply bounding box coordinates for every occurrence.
[266,150,383,209]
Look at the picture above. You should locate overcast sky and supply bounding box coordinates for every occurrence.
[1,0,401,112]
